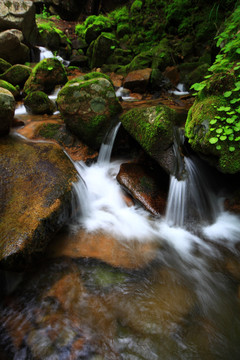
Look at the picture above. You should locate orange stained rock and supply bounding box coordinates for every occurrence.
[47,229,158,269]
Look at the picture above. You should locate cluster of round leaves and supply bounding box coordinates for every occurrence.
[208,68,240,153]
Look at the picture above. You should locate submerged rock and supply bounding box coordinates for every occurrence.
[23,58,67,95]
[57,73,122,149]
[0,136,77,270]
[0,87,15,136]
[47,229,158,270]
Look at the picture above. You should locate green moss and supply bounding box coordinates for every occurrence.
[120,105,177,157]
[0,80,19,98]
[131,0,143,13]
[38,123,62,139]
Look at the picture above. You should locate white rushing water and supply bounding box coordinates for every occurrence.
[169,83,189,96]
[71,122,240,260]
[38,46,70,66]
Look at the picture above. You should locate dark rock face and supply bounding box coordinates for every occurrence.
[0,88,15,136]
[0,1,38,44]
[0,30,30,64]
[117,162,168,216]
[0,136,77,270]
[123,68,152,94]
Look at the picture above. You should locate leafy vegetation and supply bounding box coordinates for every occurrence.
[190,3,240,156]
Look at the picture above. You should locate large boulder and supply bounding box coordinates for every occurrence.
[23,58,68,95]
[0,0,38,44]
[120,105,183,176]
[24,90,56,114]
[0,29,30,64]
[123,68,152,94]
[0,88,15,136]
[57,73,122,149]
[0,64,32,87]
[0,135,78,270]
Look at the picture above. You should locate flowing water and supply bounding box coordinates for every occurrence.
[2,102,240,359]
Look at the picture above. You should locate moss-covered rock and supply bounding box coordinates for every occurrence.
[0,58,11,74]
[0,64,32,87]
[120,105,182,175]
[0,136,77,270]
[0,88,15,136]
[23,58,67,95]
[0,80,20,98]
[24,91,56,115]
[185,5,240,174]
[57,74,122,149]
[185,96,240,174]
[88,32,119,69]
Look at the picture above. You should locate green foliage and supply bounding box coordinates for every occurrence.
[36,5,60,20]
[130,0,143,13]
[189,3,240,156]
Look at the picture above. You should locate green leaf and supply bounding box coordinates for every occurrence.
[220,135,227,141]
[226,118,235,124]
[230,98,240,104]
[236,48,240,55]
[210,119,217,125]
[235,136,240,141]
[216,128,223,133]
[47,66,53,71]
[225,128,234,135]
[229,146,236,152]
[216,145,221,150]
[190,82,206,91]
[217,106,231,112]
[209,137,218,144]
[224,91,232,97]
[228,134,234,141]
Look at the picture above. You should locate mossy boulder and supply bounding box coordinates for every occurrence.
[0,58,11,74]
[0,136,77,270]
[0,88,15,136]
[120,105,182,175]
[0,80,20,98]
[0,64,32,87]
[24,91,56,115]
[185,96,240,174]
[23,58,67,95]
[57,74,122,149]
[88,33,119,69]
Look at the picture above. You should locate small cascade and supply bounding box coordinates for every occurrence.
[169,83,189,96]
[166,129,221,228]
[97,121,121,164]
[38,46,70,66]
[15,104,27,116]
[115,87,135,101]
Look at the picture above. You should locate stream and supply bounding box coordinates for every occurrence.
[1,56,240,359]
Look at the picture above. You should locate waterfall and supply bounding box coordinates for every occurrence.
[166,130,222,228]
[97,121,121,164]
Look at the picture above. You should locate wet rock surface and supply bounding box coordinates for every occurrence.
[0,135,77,270]
[0,87,15,136]
[117,162,168,216]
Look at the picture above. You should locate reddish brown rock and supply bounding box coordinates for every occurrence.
[117,163,168,216]
[47,229,158,269]
[110,72,124,88]
[163,66,180,87]
[123,68,152,94]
